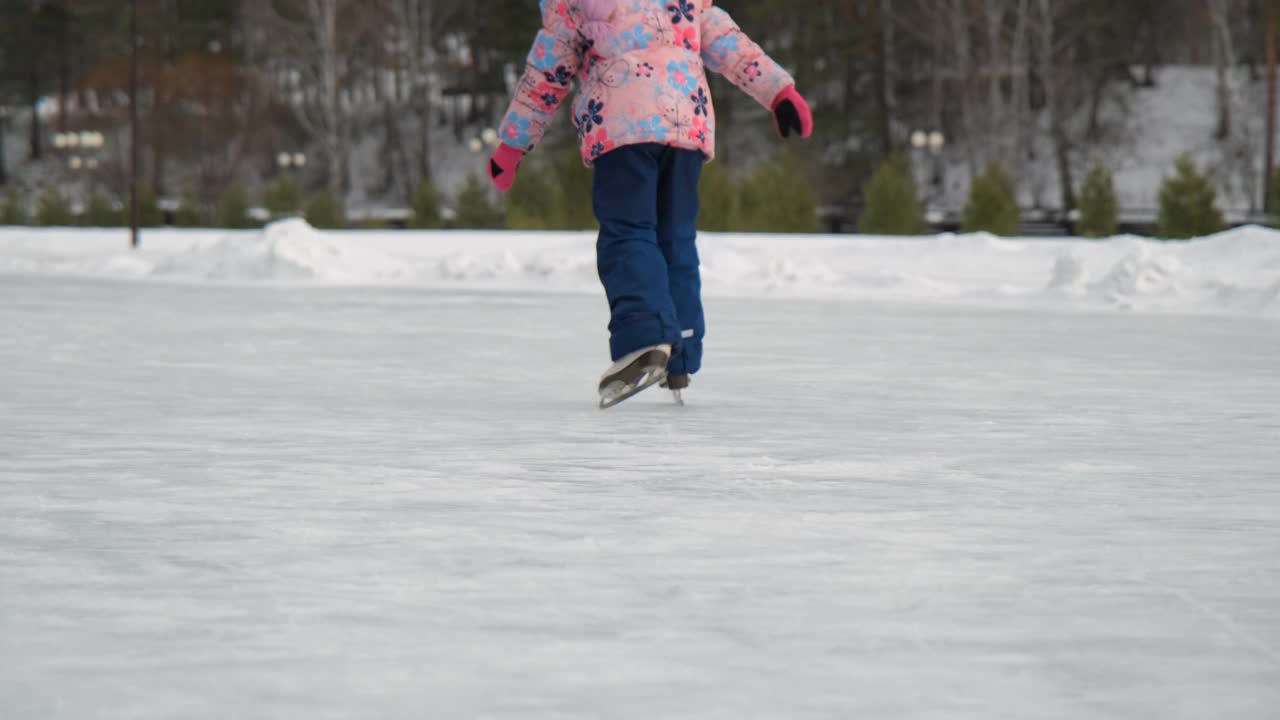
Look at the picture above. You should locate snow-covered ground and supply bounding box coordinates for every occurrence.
[2,224,1279,718]
[1,219,1279,317]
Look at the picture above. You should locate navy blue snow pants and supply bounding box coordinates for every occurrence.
[592,143,705,376]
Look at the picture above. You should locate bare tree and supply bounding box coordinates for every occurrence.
[386,0,445,198]
[947,0,981,178]
[1009,0,1032,186]
[1208,0,1238,139]
[984,0,1010,165]
[1036,0,1080,212]
[245,0,369,195]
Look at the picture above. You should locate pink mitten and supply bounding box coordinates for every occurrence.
[488,143,525,193]
[772,86,813,139]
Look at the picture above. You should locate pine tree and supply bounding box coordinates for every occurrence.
[737,153,820,233]
[698,160,740,232]
[1076,164,1118,238]
[138,193,163,227]
[962,163,1020,236]
[504,162,555,230]
[1268,168,1280,228]
[36,189,74,226]
[409,179,442,229]
[304,190,346,229]
[453,175,503,229]
[1,191,27,225]
[262,176,302,218]
[216,184,254,229]
[858,156,927,235]
[83,192,123,227]
[546,144,596,230]
[501,144,594,230]
[175,191,207,227]
[1154,155,1224,240]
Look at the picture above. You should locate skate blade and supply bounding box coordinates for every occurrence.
[598,366,668,409]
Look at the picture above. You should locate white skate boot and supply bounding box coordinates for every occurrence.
[597,344,671,409]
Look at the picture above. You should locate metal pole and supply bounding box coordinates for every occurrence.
[1266,0,1278,214]
[129,0,140,248]
[0,113,8,187]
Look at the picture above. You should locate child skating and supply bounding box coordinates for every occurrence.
[488,0,813,408]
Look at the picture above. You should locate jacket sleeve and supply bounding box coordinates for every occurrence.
[497,1,584,152]
[699,1,795,109]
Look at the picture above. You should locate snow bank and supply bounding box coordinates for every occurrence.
[2,220,1278,318]
[1045,226,1280,314]
[150,218,407,282]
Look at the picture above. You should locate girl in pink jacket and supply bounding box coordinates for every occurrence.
[488,0,813,408]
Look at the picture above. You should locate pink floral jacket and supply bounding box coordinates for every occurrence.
[499,0,794,165]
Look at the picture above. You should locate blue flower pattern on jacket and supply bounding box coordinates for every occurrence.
[503,113,533,148]
[537,89,561,110]
[636,115,670,142]
[580,99,606,134]
[705,33,740,67]
[544,66,572,86]
[667,0,695,25]
[691,86,709,116]
[667,60,697,94]
[621,24,654,52]
[531,35,558,72]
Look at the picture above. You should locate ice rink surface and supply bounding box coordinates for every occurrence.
[2,275,1279,718]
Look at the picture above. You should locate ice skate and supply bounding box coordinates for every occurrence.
[660,374,689,406]
[598,344,671,409]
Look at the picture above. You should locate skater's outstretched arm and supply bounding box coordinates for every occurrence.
[699,0,813,139]
[490,2,584,191]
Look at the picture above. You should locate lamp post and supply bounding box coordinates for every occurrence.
[53,130,106,170]
[469,128,501,202]
[0,106,10,187]
[468,127,499,155]
[911,129,946,221]
[277,151,308,177]
[53,130,106,205]
[274,152,307,219]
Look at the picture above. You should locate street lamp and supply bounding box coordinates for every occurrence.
[276,151,308,195]
[468,128,502,203]
[469,128,499,154]
[910,128,946,222]
[911,129,945,156]
[277,151,307,171]
[0,106,10,186]
[54,131,105,170]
